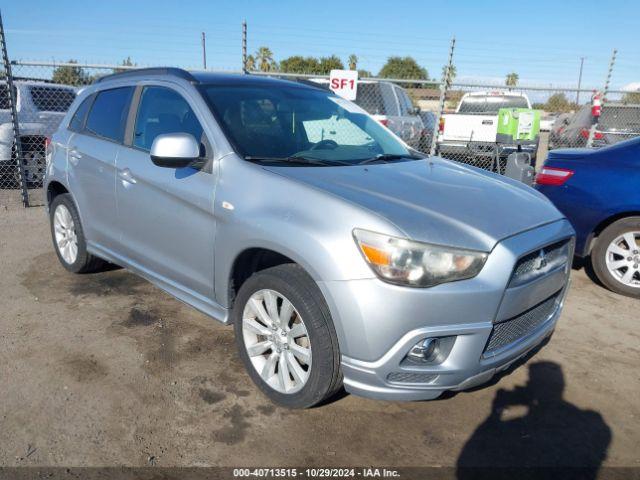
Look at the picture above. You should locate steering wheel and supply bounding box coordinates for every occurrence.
[310,139,339,151]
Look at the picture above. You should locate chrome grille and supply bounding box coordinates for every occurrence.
[387,372,438,384]
[509,240,570,287]
[484,291,561,355]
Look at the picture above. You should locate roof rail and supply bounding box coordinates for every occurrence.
[95,67,197,84]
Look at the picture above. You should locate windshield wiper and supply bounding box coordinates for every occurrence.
[245,155,351,166]
[357,153,423,165]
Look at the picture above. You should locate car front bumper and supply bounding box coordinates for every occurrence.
[317,219,575,401]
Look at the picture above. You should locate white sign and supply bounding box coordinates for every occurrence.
[329,69,358,101]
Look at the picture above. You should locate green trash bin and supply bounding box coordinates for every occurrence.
[496,108,541,145]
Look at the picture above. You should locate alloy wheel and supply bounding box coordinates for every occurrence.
[242,289,312,394]
[53,204,78,265]
[605,231,640,288]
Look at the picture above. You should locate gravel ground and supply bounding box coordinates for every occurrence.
[1,204,639,471]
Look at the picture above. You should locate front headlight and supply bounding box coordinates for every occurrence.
[353,229,488,287]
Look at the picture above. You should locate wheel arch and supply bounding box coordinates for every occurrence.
[46,180,70,208]
[586,211,640,256]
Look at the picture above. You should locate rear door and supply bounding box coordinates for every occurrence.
[115,83,217,299]
[67,86,133,249]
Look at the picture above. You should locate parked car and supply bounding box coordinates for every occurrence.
[417,110,436,153]
[311,78,424,148]
[549,104,640,150]
[536,137,640,298]
[0,81,77,187]
[45,68,574,408]
[437,91,538,163]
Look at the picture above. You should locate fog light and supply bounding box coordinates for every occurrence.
[408,338,439,362]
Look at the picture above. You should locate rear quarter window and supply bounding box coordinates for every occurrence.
[84,87,134,143]
[68,95,94,132]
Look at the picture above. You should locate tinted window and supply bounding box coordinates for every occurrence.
[458,95,529,114]
[85,87,133,143]
[30,86,76,112]
[355,83,386,115]
[69,96,93,132]
[134,86,204,152]
[1,85,16,109]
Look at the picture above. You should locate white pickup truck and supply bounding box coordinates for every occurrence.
[437,91,537,164]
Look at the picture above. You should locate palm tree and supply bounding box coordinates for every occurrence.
[505,72,519,88]
[255,46,275,72]
[348,54,358,71]
[245,54,256,72]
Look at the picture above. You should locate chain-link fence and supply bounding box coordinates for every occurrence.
[2,15,640,207]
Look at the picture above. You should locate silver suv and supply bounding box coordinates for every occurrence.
[45,68,574,408]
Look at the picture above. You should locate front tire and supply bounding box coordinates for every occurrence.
[49,193,107,273]
[233,264,342,408]
[591,217,640,298]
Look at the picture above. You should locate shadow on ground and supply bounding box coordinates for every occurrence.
[456,361,611,479]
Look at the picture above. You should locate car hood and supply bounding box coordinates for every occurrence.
[265,158,563,252]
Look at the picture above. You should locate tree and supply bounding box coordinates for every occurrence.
[358,69,372,78]
[317,55,344,74]
[245,54,256,72]
[505,72,519,88]
[543,93,578,113]
[622,91,640,105]
[348,54,358,70]
[378,56,428,80]
[113,56,136,73]
[255,46,276,72]
[279,55,320,74]
[52,60,88,86]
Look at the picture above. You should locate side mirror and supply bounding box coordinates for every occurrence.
[150,133,200,168]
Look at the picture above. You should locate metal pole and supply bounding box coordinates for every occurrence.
[242,20,247,74]
[430,36,455,156]
[201,32,206,70]
[0,10,29,207]
[587,49,616,148]
[576,56,585,105]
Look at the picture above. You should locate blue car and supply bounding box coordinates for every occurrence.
[535,137,640,298]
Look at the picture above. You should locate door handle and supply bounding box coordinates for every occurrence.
[118,168,137,184]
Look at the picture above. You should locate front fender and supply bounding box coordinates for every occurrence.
[212,156,401,308]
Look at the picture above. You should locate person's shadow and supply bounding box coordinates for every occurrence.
[457,361,611,479]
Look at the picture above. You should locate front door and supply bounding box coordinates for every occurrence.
[115,85,217,300]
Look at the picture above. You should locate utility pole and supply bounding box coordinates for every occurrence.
[242,20,247,74]
[576,56,585,105]
[201,32,207,70]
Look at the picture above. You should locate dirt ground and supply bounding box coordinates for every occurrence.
[1,204,639,471]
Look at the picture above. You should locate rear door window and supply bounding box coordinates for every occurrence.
[30,86,76,112]
[85,87,134,143]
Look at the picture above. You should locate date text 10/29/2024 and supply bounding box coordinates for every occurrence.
[233,468,401,478]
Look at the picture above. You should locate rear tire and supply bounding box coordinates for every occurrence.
[591,217,640,298]
[49,193,107,273]
[233,264,342,408]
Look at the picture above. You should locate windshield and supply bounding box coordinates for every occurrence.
[458,95,529,114]
[200,84,412,165]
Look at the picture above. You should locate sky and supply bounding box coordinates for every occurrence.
[3,0,639,91]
